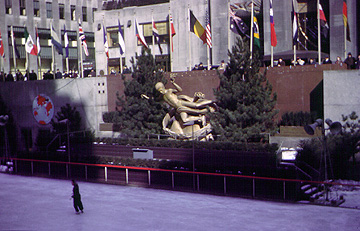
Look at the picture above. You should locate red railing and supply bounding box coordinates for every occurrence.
[3,157,359,201]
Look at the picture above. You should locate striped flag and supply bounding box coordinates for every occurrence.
[103,24,109,59]
[12,31,20,59]
[152,18,163,54]
[189,10,206,44]
[319,3,329,38]
[253,16,260,48]
[51,25,63,55]
[205,10,212,48]
[78,19,89,56]
[36,27,41,55]
[118,20,125,55]
[135,18,148,49]
[169,14,176,52]
[292,0,298,45]
[0,28,4,57]
[343,0,350,42]
[24,27,38,56]
[64,25,69,58]
[269,0,277,47]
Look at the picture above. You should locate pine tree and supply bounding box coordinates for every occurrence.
[51,103,82,133]
[211,38,278,142]
[112,48,168,138]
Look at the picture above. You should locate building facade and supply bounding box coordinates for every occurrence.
[95,0,359,73]
[0,0,102,78]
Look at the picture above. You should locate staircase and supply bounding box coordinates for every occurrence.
[300,183,325,202]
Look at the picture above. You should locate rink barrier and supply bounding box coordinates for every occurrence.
[4,157,360,201]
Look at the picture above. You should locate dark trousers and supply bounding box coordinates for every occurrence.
[73,197,84,212]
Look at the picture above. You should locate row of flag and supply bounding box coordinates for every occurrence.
[227,0,351,50]
[102,14,176,60]
[0,1,352,62]
[0,20,88,60]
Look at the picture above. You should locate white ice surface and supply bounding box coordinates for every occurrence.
[0,173,359,231]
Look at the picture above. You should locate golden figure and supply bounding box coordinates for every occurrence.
[155,77,216,140]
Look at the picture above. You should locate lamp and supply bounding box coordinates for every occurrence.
[304,119,323,135]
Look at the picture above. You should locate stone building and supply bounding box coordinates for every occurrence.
[0,0,102,78]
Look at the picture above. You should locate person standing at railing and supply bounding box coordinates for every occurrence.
[71,180,84,214]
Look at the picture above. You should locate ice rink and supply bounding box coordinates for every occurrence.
[0,173,359,231]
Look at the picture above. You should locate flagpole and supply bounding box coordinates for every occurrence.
[206,0,211,70]
[188,6,192,71]
[152,11,156,65]
[317,0,321,64]
[250,0,254,61]
[103,16,108,74]
[118,13,123,74]
[344,17,347,59]
[80,32,84,78]
[227,0,231,56]
[51,22,55,74]
[169,8,173,72]
[11,26,17,74]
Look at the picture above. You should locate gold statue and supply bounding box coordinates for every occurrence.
[155,77,216,140]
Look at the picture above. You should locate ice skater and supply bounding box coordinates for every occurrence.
[71,180,84,214]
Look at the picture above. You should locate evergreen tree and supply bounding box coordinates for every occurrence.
[211,38,277,142]
[51,103,82,133]
[111,48,168,138]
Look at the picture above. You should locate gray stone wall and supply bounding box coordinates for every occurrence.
[323,70,360,123]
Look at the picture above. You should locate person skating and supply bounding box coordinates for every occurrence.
[71,180,84,214]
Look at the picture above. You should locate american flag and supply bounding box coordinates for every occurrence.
[205,10,212,48]
[78,19,89,56]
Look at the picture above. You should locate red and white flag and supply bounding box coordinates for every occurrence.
[169,14,176,52]
[135,18,148,49]
[0,28,4,57]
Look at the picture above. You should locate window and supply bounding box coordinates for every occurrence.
[107,26,125,48]
[59,4,65,19]
[46,2,52,18]
[141,21,169,46]
[82,7,87,22]
[71,5,76,21]
[33,0,40,17]
[5,0,12,14]
[19,0,26,16]
[92,8,97,22]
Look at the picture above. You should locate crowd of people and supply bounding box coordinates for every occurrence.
[274,52,360,69]
[0,68,100,82]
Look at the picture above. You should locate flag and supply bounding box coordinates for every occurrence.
[319,3,329,38]
[35,27,41,55]
[0,28,4,57]
[78,19,89,56]
[64,25,69,58]
[169,14,176,52]
[24,27,38,56]
[135,18,148,49]
[229,7,249,37]
[103,25,109,59]
[205,10,212,48]
[253,16,260,48]
[12,32,20,59]
[269,0,277,47]
[189,10,206,44]
[343,0,350,41]
[51,25,63,55]
[118,20,125,55]
[292,0,298,45]
[152,18,163,54]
